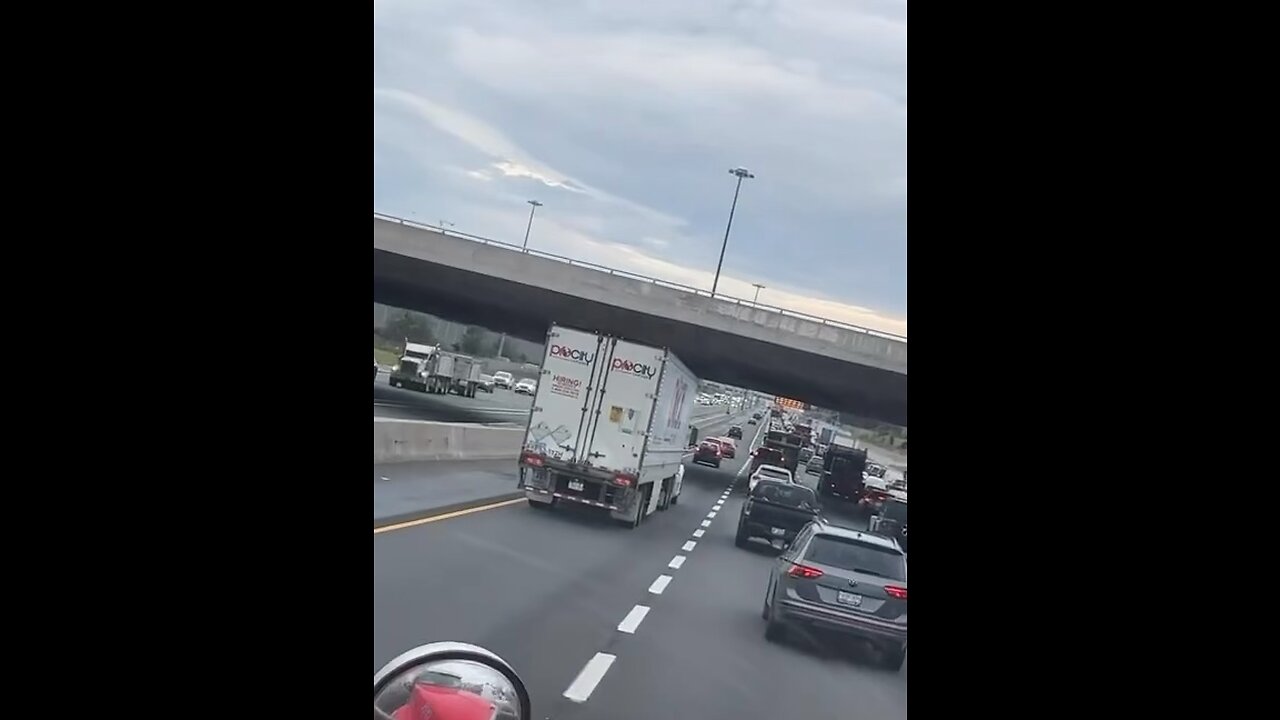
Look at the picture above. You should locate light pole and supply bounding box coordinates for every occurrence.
[752,283,765,304]
[712,167,754,297]
[522,200,543,252]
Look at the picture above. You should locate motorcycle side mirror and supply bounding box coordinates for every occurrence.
[374,642,531,720]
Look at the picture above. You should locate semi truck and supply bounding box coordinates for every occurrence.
[518,324,697,528]
[388,342,437,391]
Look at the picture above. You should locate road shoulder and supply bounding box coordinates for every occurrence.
[374,458,522,528]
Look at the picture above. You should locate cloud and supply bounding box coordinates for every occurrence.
[374,0,907,330]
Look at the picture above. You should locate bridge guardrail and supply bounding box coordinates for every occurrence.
[374,211,907,343]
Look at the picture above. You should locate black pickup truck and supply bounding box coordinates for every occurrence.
[735,480,821,550]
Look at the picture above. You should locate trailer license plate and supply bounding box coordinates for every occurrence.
[568,479,585,492]
[837,591,862,607]
[770,527,786,536]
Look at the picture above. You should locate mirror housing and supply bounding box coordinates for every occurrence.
[374,642,531,720]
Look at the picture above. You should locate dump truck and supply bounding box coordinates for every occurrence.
[388,342,437,391]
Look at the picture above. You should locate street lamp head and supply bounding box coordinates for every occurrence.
[729,167,755,179]
[528,199,543,207]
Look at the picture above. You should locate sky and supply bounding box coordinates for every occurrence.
[373,0,906,337]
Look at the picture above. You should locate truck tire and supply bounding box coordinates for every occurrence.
[528,499,553,509]
[639,485,652,525]
[628,485,652,528]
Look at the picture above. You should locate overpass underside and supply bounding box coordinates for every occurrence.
[374,249,907,425]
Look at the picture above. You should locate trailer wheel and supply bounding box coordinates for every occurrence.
[639,485,652,525]
[622,486,649,529]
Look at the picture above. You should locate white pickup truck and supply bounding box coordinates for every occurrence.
[518,324,697,527]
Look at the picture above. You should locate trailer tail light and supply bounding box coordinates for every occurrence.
[884,585,908,600]
[520,451,544,467]
[787,563,824,579]
[614,473,637,487]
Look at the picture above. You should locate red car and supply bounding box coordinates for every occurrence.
[715,436,737,459]
[693,439,723,468]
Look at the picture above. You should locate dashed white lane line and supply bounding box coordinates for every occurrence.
[693,529,705,538]
[669,555,686,569]
[563,652,617,703]
[682,540,697,552]
[707,511,718,519]
[648,575,673,594]
[616,605,651,634]
[700,519,712,528]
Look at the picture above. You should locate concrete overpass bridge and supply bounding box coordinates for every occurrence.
[373,213,907,425]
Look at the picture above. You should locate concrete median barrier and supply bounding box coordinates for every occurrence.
[374,418,524,463]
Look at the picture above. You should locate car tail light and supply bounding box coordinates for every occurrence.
[884,585,908,600]
[743,499,753,516]
[520,451,544,467]
[787,563,824,579]
[614,473,636,487]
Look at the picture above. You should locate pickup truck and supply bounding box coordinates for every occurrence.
[735,480,821,551]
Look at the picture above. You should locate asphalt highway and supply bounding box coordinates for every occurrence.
[372,414,906,719]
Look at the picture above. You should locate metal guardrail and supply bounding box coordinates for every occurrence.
[374,211,908,343]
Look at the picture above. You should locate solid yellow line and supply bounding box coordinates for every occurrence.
[374,498,525,534]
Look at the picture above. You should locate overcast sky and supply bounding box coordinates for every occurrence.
[374,0,906,336]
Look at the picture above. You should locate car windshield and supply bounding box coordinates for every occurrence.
[759,469,790,481]
[805,536,907,581]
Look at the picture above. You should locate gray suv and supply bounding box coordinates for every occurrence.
[761,520,908,670]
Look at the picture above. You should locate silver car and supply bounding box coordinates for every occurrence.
[761,520,907,670]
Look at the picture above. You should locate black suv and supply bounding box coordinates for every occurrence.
[727,425,744,439]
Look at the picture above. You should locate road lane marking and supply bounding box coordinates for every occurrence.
[617,605,651,634]
[700,519,712,527]
[563,652,617,703]
[648,575,673,594]
[668,555,686,569]
[693,529,705,538]
[373,498,525,534]
[707,511,717,519]
[682,540,697,552]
